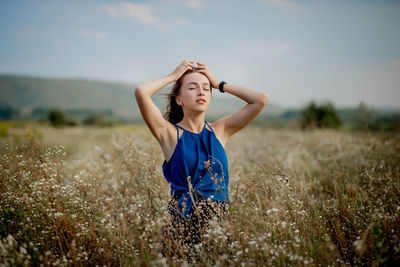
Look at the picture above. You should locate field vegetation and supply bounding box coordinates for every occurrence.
[0,122,399,266]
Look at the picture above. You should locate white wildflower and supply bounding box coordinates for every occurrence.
[20,246,27,254]
[353,239,364,252]
[54,212,64,218]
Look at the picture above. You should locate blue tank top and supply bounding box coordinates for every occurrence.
[162,120,230,218]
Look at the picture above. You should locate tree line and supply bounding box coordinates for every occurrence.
[0,102,399,131]
[0,106,115,127]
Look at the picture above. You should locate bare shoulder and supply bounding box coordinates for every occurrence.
[159,122,179,149]
[158,122,183,162]
[210,120,228,148]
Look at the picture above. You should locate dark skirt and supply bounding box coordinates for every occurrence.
[160,191,228,263]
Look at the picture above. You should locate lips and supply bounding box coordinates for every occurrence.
[196,99,206,104]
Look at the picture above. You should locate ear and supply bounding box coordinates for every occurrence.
[175,96,182,106]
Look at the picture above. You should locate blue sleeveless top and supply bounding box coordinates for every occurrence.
[162,121,230,219]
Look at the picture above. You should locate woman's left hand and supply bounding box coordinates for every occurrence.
[195,62,221,89]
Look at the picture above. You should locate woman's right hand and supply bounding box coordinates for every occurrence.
[169,60,195,81]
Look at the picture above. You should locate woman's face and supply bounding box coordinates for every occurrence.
[176,72,212,112]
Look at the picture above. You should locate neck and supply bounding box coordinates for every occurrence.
[178,112,206,133]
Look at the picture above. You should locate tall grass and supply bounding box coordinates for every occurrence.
[1,125,399,266]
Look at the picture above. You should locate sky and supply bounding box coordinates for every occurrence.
[0,0,399,109]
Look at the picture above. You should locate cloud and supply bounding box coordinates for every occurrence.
[264,0,297,8]
[154,0,205,10]
[104,2,159,25]
[104,1,192,31]
[104,5,118,17]
[187,0,205,10]
[176,18,190,26]
[230,40,298,58]
[80,30,106,40]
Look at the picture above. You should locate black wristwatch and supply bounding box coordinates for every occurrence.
[219,81,227,93]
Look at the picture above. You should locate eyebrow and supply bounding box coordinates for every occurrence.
[187,82,210,86]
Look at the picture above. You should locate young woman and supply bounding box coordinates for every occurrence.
[134,59,268,262]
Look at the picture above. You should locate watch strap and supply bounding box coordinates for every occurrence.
[219,81,227,93]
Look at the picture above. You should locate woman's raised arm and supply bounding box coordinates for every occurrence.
[134,60,195,142]
[195,61,268,140]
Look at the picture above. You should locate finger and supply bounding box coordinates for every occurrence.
[197,65,208,70]
[197,69,208,74]
[197,63,208,69]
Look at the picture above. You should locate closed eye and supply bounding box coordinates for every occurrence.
[190,87,210,90]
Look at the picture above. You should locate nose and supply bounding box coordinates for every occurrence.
[197,88,205,95]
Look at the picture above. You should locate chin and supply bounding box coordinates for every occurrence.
[193,106,209,112]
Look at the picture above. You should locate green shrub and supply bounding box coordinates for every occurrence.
[300,101,341,129]
[47,109,66,126]
[82,114,113,127]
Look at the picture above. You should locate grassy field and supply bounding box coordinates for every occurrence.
[0,122,399,266]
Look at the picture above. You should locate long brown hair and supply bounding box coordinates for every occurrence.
[162,69,212,124]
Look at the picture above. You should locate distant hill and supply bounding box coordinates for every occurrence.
[0,74,284,122]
